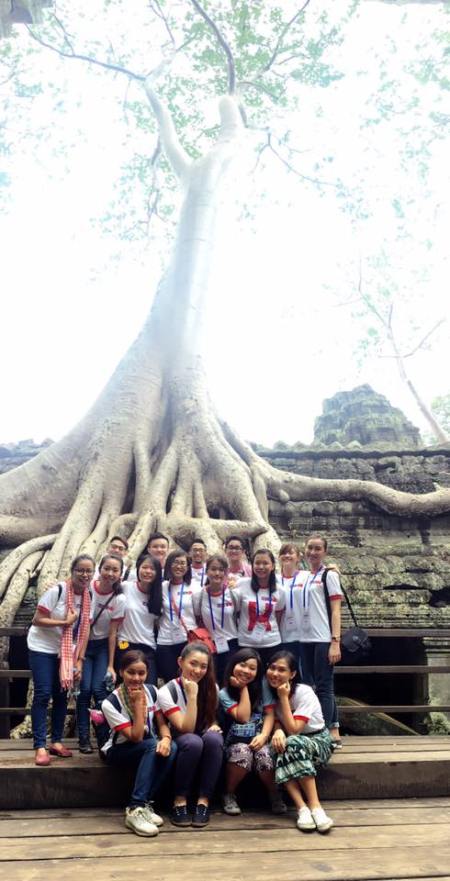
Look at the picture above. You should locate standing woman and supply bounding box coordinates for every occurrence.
[158,642,223,827]
[278,543,306,660]
[233,549,285,669]
[77,553,126,753]
[116,555,163,685]
[299,534,342,745]
[266,650,334,833]
[27,554,94,766]
[199,555,238,686]
[224,536,252,588]
[156,551,201,683]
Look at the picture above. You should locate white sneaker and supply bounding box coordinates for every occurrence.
[144,802,164,827]
[222,793,242,815]
[125,806,159,837]
[311,806,334,833]
[296,806,316,831]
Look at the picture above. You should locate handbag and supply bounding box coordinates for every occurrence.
[322,569,371,664]
[170,591,217,654]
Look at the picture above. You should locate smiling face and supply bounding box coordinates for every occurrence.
[279,545,301,571]
[226,540,244,563]
[71,559,94,593]
[108,539,127,558]
[170,554,189,582]
[233,656,258,685]
[137,559,157,585]
[190,542,207,566]
[121,660,148,690]
[253,551,274,582]
[266,656,296,690]
[99,556,122,588]
[206,559,227,590]
[178,649,209,682]
[147,537,169,565]
[305,537,327,572]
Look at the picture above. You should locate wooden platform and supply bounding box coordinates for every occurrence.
[1,799,450,880]
[0,736,450,809]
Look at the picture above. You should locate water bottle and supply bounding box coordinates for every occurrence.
[104,670,115,693]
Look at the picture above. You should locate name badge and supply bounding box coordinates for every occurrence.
[252,622,266,642]
[284,611,297,632]
[215,635,229,654]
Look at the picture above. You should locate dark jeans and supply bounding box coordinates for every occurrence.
[213,638,239,686]
[77,638,109,741]
[156,642,186,683]
[239,643,282,671]
[115,643,157,685]
[29,649,68,749]
[106,735,177,807]
[299,641,338,729]
[174,730,224,800]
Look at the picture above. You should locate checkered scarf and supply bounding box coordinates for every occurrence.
[59,580,91,690]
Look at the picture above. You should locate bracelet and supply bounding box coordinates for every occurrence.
[161,734,172,741]
[331,637,340,643]
[78,657,85,661]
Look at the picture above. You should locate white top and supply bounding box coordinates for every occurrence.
[263,681,325,734]
[27,583,83,655]
[198,587,238,652]
[156,581,202,646]
[279,570,308,643]
[190,565,207,587]
[298,568,343,642]
[89,583,126,641]
[101,684,161,753]
[233,577,285,648]
[158,677,188,718]
[118,581,159,649]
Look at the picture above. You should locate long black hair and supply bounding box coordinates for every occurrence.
[265,649,301,700]
[250,548,277,595]
[179,642,217,730]
[98,554,124,594]
[223,647,263,710]
[136,554,163,616]
[164,550,192,585]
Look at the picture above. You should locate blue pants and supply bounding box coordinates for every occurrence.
[106,735,177,807]
[77,638,109,741]
[174,730,224,800]
[156,642,187,683]
[29,649,68,749]
[299,641,338,729]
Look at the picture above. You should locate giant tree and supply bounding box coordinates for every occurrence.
[1,0,450,644]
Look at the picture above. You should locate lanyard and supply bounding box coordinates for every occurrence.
[207,588,225,631]
[169,582,185,622]
[282,572,298,610]
[303,567,324,609]
[256,589,272,619]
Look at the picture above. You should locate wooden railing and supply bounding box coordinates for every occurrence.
[1,626,450,735]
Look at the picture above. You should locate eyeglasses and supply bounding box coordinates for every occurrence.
[227,545,242,550]
[74,569,94,576]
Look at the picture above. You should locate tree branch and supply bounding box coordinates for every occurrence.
[402,318,446,359]
[266,133,341,189]
[262,0,312,74]
[26,26,144,81]
[143,80,191,181]
[189,0,236,94]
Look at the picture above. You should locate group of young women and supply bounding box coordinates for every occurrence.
[27,531,343,837]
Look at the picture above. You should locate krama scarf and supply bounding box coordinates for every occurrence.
[59,580,91,690]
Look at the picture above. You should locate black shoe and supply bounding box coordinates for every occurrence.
[79,739,94,754]
[192,804,210,828]
[170,804,192,827]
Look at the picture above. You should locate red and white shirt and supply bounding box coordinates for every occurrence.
[90,582,126,641]
[101,684,161,753]
[298,568,343,642]
[233,578,285,648]
[263,682,325,734]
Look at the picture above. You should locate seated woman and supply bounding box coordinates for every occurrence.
[158,642,223,828]
[265,649,334,833]
[116,554,163,685]
[27,554,94,766]
[101,650,176,837]
[77,553,126,753]
[219,648,285,816]
[198,554,238,686]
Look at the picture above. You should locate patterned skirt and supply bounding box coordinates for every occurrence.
[273,728,333,785]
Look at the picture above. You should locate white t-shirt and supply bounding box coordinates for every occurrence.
[158,677,188,718]
[89,583,126,641]
[198,587,238,652]
[191,565,207,586]
[233,578,285,648]
[101,684,161,753]
[298,568,343,642]
[263,681,325,734]
[117,580,159,649]
[279,570,308,643]
[156,581,202,646]
[27,583,83,655]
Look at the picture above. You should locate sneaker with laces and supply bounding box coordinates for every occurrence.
[170,804,192,827]
[270,792,287,814]
[222,793,241,815]
[144,802,164,827]
[192,803,210,827]
[311,806,334,833]
[125,806,159,837]
[296,806,316,832]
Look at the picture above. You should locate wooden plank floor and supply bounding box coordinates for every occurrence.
[0,799,449,881]
[1,737,450,807]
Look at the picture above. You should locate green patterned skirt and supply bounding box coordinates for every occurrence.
[273,728,333,784]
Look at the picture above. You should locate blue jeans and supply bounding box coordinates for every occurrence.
[77,638,109,741]
[29,649,68,749]
[106,736,177,807]
[299,642,338,729]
